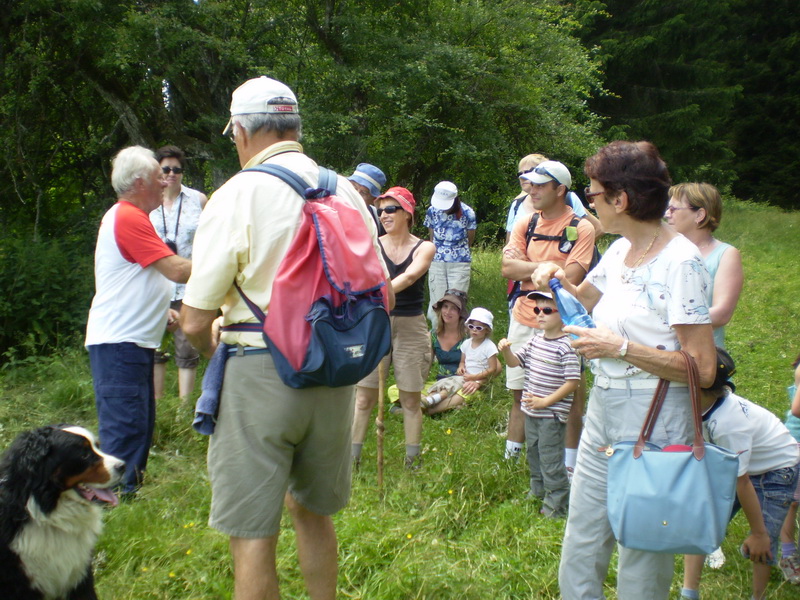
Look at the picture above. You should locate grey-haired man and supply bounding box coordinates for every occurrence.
[182,76,390,600]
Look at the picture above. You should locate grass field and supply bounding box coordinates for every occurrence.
[1,197,799,599]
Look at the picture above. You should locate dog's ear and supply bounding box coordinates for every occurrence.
[1,427,63,514]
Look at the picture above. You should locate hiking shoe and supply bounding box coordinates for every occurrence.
[404,456,422,471]
[705,546,725,569]
[566,466,574,484]
[389,401,403,415]
[779,554,800,584]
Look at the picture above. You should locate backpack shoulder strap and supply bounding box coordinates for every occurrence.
[242,164,310,197]
[316,166,338,195]
[524,212,540,247]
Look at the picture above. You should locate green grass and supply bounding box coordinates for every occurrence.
[1,198,800,599]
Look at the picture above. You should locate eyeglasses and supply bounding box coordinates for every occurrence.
[534,164,562,185]
[376,206,402,216]
[517,167,535,178]
[584,187,604,201]
[533,306,559,316]
[467,323,486,331]
[665,205,698,214]
[161,166,183,175]
[444,289,467,298]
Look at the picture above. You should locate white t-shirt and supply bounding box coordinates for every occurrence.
[86,202,173,348]
[460,338,498,374]
[703,390,800,476]
[585,235,711,380]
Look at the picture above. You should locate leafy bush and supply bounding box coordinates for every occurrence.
[0,236,93,357]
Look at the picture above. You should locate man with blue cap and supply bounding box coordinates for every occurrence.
[348,163,387,235]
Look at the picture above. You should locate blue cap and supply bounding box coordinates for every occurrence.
[348,163,386,198]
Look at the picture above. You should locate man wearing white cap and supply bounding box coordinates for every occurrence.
[424,180,477,328]
[181,76,387,600]
[500,161,594,464]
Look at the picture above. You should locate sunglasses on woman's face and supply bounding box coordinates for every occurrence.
[161,166,183,174]
[467,323,486,331]
[533,306,559,315]
[376,206,402,216]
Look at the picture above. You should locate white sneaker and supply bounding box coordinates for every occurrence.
[779,554,800,584]
[704,546,725,569]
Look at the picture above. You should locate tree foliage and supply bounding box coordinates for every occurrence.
[0,0,603,353]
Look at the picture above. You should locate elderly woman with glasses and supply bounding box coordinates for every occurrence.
[351,187,435,470]
[665,182,743,349]
[535,141,717,600]
[149,145,208,402]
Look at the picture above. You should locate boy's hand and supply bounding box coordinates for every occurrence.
[521,394,541,410]
[498,338,512,352]
[741,532,772,563]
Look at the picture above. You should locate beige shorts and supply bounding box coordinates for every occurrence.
[358,314,432,392]
[208,352,355,538]
[505,316,538,390]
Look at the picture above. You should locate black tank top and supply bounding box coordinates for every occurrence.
[381,239,426,316]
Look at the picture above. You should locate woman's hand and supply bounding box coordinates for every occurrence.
[461,380,482,395]
[533,262,565,289]
[166,308,180,333]
[565,324,624,360]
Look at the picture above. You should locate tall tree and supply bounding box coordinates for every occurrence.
[725,0,800,207]
[575,0,741,186]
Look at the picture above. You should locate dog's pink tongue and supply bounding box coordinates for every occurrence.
[79,485,120,507]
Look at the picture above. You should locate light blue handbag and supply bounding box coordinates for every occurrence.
[606,351,739,554]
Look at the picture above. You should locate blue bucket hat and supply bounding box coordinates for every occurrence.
[348,163,386,198]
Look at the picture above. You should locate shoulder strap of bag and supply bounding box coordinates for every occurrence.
[633,350,705,459]
[242,164,338,198]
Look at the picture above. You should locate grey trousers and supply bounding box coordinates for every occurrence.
[558,382,693,600]
[525,414,569,517]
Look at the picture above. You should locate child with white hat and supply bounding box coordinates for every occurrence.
[422,307,500,415]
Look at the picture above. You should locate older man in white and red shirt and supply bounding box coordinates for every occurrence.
[85,146,191,496]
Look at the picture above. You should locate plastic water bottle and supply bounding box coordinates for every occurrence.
[549,278,596,332]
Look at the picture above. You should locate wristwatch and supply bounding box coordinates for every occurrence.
[618,338,629,359]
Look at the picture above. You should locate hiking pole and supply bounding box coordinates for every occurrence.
[376,360,386,499]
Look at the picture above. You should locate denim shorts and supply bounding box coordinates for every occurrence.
[732,463,800,565]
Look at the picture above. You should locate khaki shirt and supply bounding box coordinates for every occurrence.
[183,141,384,347]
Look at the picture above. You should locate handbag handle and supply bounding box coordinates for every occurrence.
[632,350,705,460]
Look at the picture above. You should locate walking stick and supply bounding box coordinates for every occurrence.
[376,360,386,498]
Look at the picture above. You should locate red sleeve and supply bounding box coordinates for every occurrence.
[114,202,174,268]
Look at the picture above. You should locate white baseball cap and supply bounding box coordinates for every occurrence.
[520,160,572,189]
[222,76,298,135]
[431,181,458,210]
[467,307,494,329]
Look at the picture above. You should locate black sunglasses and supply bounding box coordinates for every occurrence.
[376,206,402,216]
[161,166,183,175]
[517,167,535,178]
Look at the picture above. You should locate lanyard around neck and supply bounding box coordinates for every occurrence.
[161,192,183,242]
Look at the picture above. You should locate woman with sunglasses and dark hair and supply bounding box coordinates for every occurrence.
[535,140,717,600]
[149,145,208,402]
[351,187,435,470]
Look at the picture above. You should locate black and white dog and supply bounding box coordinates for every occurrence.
[0,425,124,599]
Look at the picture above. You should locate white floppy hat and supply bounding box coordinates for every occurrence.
[431,181,458,210]
[467,307,494,329]
[222,76,298,135]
